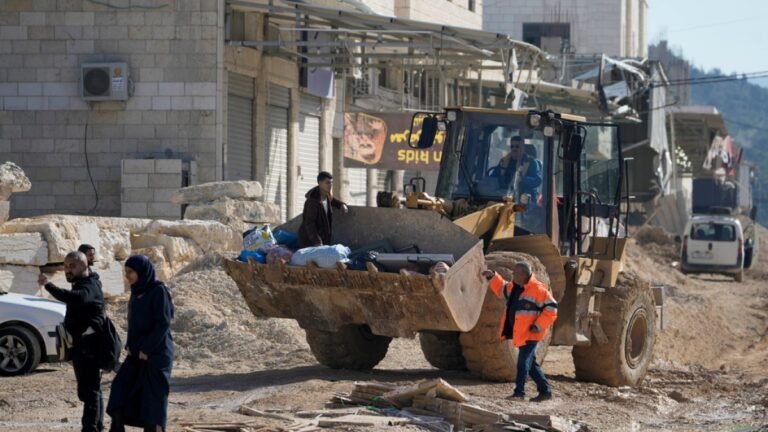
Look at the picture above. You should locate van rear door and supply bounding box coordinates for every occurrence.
[687,221,739,266]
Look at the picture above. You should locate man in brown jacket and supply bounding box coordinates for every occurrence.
[298,171,348,248]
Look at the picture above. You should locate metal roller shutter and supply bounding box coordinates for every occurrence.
[226,72,255,180]
[265,85,290,221]
[297,95,322,212]
[347,167,367,206]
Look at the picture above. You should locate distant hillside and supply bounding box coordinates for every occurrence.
[690,67,768,225]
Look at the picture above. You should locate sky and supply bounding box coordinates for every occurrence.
[648,0,768,79]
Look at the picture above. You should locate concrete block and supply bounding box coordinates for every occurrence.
[54,25,82,40]
[152,25,175,39]
[171,96,193,110]
[185,82,216,96]
[0,84,17,96]
[124,125,155,139]
[153,188,177,203]
[0,233,48,266]
[145,40,170,54]
[148,202,180,218]
[151,96,171,110]
[121,202,148,218]
[128,25,152,39]
[0,12,20,26]
[155,159,181,174]
[126,96,151,111]
[192,96,216,110]
[140,68,163,81]
[99,25,128,40]
[0,265,42,296]
[13,40,41,54]
[42,82,77,97]
[148,173,182,188]
[133,82,158,97]
[122,187,152,202]
[121,173,149,188]
[0,219,100,264]
[66,40,93,54]
[26,97,48,110]
[158,82,185,96]
[0,26,26,40]
[4,97,26,110]
[64,12,94,26]
[116,11,145,25]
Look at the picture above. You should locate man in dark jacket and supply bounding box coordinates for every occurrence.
[39,251,105,432]
[298,171,348,248]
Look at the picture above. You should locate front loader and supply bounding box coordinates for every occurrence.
[224,107,664,387]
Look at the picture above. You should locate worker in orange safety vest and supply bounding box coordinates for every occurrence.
[482,261,557,402]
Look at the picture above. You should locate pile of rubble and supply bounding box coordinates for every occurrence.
[0,162,243,297]
[173,180,281,234]
[236,379,588,432]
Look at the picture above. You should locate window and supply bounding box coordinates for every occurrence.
[468,0,476,12]
[690,223,736,242]
[522,23,571,53]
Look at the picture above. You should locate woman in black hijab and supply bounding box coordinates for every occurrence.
[107,255,174,432]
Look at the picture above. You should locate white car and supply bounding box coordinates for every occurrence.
[0,292,68,376]
[680,215,745,282]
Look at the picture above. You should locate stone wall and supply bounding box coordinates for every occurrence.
[120,158,198,219]
[0,0,223,218]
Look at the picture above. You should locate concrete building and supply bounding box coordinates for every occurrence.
[0,0,501,222]
[483,0,647,58]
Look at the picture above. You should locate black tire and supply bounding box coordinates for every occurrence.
[744,247,754,269]
[305,325,392,370]
[419,331,467,371]
[0,326,42,377]
[572,271,656,387]
[459,251,552,382]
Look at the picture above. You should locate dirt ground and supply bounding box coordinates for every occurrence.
[1,227,767,432]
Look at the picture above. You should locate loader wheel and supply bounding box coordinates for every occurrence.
[419,331,467,371]
[459,251,551,382]
[572,270,656,387]
[304,325,392,370]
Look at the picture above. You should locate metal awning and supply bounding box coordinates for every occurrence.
[227,0,547,74]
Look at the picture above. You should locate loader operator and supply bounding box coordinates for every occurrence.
[298,171,349,248]
[490,136,542,198]
[482,262,557,402]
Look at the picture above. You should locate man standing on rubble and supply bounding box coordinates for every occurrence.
[298,171,349,248]
[39,251,106,432]
[482,261,557,402]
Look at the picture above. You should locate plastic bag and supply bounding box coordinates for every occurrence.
[273,230,299,249]
[289,244,351,268]
[266,245,293,265]
[238,249,266,263]
[243,225,275,252]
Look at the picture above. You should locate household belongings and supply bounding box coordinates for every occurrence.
[239,226,299,263]
[243,225,275,252]
[290,244,351,268]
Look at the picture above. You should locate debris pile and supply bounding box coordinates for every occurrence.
[237,379,588,432]
[0,213,240,297]
[0,162,31,223]
[173,180,282,233]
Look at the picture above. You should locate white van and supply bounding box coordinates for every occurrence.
[680,215,745,281]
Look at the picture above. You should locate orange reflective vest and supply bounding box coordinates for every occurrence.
[488,273,558,347]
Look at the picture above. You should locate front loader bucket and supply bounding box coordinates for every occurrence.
[224,207,486,338]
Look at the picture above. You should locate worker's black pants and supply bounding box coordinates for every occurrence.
[72,335,104,432]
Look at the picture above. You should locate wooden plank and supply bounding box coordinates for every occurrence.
[382,379,467,407]
[239,405,294,421]
[316,414,411,427]
[505,414,572,432]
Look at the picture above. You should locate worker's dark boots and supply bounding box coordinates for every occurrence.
[529,392,552,402]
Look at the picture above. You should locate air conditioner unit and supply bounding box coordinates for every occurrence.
[80,62,129,101]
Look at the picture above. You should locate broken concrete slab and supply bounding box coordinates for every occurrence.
[39,259,127,298]
[132,246,173,281]
[132,233,202,274]
[145,219,241,253]
[0,162,31,200]
[171,180,264,204]
[0,265,42,295]
[184,197,281,232]
[0,233,48,266]
[0,215,151,263]
[0,219,95,263]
